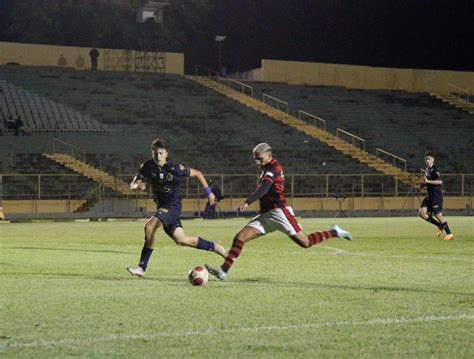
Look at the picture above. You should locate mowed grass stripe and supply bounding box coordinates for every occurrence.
[2,314,472,349]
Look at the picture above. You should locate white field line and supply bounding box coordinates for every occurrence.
[1,314,473,350]
[249,248,472,261]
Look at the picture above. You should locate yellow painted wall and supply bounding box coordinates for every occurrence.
[0,41,184,75]
[2,200,85,213]
[262,59,474,93]
[3,196,470,214]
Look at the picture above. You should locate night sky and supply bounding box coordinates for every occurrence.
[211,0,474,72]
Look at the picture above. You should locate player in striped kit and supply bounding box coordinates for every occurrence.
[206,143,352,280]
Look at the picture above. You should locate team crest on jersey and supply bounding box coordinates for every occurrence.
[166,173,174,181]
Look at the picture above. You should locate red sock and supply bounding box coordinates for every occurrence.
[308,230,334,246]
[222,239,244,273]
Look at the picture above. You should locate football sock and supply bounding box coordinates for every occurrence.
[308,229,336,246]
[425,215,441,227]
[196,237,215,251]
[139,246,153,271]
[441,222,452,234]
[222,238,244,273]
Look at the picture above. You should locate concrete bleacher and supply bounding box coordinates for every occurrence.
[5,66,470,201]
[0,66,374,175]
[248,82,474,173]
[0,75,106,132]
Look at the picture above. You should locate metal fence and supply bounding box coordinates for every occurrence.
[1,173,473,201]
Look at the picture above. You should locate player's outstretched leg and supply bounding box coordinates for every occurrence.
[172,228,227,257]
[206,226,261,280]
[291,224,352,248]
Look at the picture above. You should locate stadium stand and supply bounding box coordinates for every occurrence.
[0,65,376,175]
[246,82,474,173]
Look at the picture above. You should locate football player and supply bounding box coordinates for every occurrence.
[418,151,453,240]
[206,143,352,280]
[127,139,226,277]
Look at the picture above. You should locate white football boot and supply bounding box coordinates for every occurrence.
[127,266,145,277]
[332,224,352,240]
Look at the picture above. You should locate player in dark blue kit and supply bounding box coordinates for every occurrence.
[418,151,454,241]
[127,139,226,277]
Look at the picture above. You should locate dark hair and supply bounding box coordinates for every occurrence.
[425,151,435,158]
[151,138,168,150]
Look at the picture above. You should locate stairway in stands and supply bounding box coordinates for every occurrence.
[187,75,419,186]
[43,153,140,196]
[430,93,474,115]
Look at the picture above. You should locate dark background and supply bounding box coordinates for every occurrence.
[0,0,473,73]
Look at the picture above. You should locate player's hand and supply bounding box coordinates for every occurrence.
[130,179,146,191]
[207,192,216,205]
[424,177,429,184]
[237,202,248,212]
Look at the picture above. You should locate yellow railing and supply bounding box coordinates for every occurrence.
[446,83,471,103]
[219,78,254,97]
[376,148,407,172]
[262,93,289,113]
[336,128,366,150]
[51,138,86,162]
[194,65,220,78]
[298,110,327,131]
[1,173,472,199]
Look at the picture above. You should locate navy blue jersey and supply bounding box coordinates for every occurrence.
[425,165,443,199]
[136,159,190,207]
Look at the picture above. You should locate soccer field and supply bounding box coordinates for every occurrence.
[1,217,473,357]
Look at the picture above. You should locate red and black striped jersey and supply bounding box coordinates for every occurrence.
[258,158,288,213]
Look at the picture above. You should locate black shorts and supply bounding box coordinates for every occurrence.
[420,197,443,214]
[153,205,182,237]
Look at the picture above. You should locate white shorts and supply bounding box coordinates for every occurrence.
[246,206,302,237]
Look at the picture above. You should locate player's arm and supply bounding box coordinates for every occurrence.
[189,168,216,204]
[130,175,147,191]
[425,177,442,185]
[238,179,273,212]
[425,169,443,185]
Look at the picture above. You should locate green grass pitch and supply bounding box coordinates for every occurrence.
[1,217,473,357]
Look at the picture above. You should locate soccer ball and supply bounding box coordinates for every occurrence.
[188,266,209,286]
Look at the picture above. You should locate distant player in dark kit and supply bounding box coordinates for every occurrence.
[203,180,224,219]
[127,139,226,277]
[418,151,454,240]
[206,143,352,280]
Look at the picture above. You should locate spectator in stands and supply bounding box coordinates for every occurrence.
[89,47,99,70]
[9,116,31,136]
[203,180,224,219]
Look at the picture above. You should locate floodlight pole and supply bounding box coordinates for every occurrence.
[218,42,222,74]
[215,35,226,75]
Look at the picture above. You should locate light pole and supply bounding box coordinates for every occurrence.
[215,35,226,75]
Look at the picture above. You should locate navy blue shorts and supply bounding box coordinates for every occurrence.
[153,205,182,237]
[421,196,443,214]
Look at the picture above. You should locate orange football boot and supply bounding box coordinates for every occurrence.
[444,234,454,241]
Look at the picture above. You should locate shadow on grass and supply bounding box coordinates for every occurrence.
[2,271,470,296]
[229,277,471,296]
[0,271,189,284]
[4,246,134,255]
